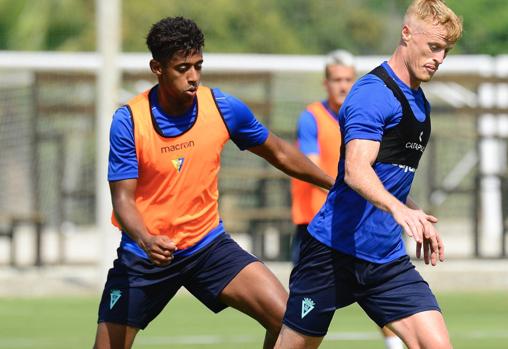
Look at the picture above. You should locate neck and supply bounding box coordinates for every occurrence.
[388,48,421,89]
[327,98,341,114]
[156,88,194,116]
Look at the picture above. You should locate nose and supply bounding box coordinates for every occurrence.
[434,50,446,65]
[339,81,350,93]
[187,67,199,83]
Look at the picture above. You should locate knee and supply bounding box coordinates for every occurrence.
[258,294,286,335]
[267,302,287,335]
[264,315,283,338]
[412,335,453,349]
[428,337,452,349]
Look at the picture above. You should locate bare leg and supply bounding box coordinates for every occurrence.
[274,324,324,349]
[93,322,139,349]
[386,310,452,349]
[219,261,288,349]
[381,326,404,349]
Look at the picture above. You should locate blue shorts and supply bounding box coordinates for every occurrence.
[283,231,441,336]
[98,233,258,329]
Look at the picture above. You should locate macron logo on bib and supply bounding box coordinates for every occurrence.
[301,297,315,318]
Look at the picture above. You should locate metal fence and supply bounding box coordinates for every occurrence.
[1,52,507,265]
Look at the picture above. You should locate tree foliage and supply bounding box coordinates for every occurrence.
[0,0,505,55]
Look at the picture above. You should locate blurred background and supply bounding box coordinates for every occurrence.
[0,1,507,348]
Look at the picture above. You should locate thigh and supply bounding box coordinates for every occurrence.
[357,256,441,329]
[291,224,308,265]
[98,249,182,330]
[220,261,287,328]
[283,231,354,337]
[387,310,451,349]
[183,233,261,313]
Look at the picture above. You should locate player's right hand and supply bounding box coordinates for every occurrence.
[392,205,444,266]
[416,219,445,266]
[140,235,177,266]
[392,205,426,244]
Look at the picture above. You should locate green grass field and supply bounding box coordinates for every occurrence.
[0,292,506,349]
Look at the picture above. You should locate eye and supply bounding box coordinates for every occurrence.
[429,44,444,53]
[176,64,189,73]
[195,63,203,71]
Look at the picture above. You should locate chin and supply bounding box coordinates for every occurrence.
[417,72,433,83]
[335,98,346,106]
[421,75,433,82]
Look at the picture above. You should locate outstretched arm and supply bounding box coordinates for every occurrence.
[406,196,443,265]
[110,179,177,265]
[248,132,335,190]
[344,139,444,265]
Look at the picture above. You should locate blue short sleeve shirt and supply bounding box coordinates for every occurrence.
[307,62,430,263]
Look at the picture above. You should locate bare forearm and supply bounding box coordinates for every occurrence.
[306,154,328,193]
[249,133,334,190]
[113,198,151,246]
[109,179,176,264]
[274,141,334,189]
[345,164,404,214]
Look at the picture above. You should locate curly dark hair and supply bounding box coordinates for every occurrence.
[146,16,205,63]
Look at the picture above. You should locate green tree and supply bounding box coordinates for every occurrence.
[0,0,506,56]
[447,0,508,55]
[123,0,303,53]
[0,0,93,51]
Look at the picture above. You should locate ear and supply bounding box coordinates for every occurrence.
[150,59,163,76]
[401,24,412,43]
[323,66,330,87]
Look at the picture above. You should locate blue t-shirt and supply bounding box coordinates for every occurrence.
[108,86,269,258]
[296,101,339,155]
[308,61,430,263]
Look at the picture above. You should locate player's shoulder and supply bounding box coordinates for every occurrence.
[345,72,399,110]
[296,108,317,130]
[112,105,132,123]
[351,72,391,95]
[211,87,239,103]
[110,105,134,134]
[211,87,252,116]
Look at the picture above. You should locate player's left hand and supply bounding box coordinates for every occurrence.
[415,217,445,266]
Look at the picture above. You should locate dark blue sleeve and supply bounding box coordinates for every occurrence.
[340,76,400,145]
[296,110,319,155]
[108,106,139,181]
[212,88,269,150]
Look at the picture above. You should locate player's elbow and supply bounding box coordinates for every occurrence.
[344,171,353,188]
[273,149,291,168]
[268,138,291,168]
[344,164,360,189]
[111,192,135,215]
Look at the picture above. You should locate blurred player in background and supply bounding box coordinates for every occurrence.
[290,50,355,266]
[290,49,403,349]
[276,0,463,348]
[93,16,334,349]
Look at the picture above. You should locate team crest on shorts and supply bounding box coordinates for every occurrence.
[110,289,122,310]
[301,297,315,318]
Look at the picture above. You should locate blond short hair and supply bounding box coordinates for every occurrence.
[405,0,463,44]
[324,50,355,78]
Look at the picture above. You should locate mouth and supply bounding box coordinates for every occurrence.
[185,87,197,96]
[424,65,437,74]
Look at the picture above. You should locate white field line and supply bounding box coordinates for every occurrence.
[0,331,507,348]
